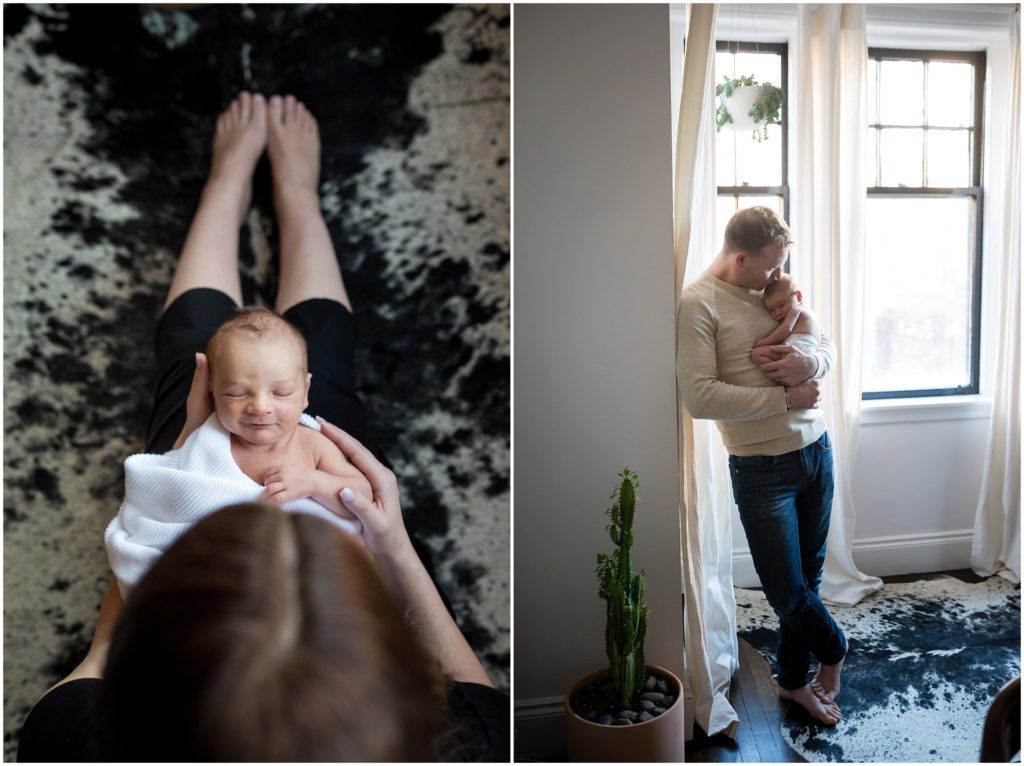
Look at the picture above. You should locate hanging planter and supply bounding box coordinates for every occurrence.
[715,74,784,142]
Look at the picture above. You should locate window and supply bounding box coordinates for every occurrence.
[714,41,789,250]
[863,49,985,399]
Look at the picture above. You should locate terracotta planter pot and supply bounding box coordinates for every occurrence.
[564,665,686,762]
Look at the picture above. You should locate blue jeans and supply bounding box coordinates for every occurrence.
[728,432,847,690]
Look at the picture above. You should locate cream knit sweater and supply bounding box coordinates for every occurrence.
[676,270,834,456]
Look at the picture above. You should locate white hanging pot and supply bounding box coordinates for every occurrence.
[721,84,764,131]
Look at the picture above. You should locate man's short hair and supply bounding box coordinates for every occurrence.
[724,206,794,254]
[206,307,308,375]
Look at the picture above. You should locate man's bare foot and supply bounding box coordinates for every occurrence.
[266,94,321,200]
[208,91,268,223]
[811,654,844,703]
[778,683,843,726]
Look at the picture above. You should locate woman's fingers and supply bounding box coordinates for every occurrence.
[187,352,213,418]
[316,417,398,501]
[338,487,383,530]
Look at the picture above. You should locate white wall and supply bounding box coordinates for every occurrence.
[695,3,1016,585]
[513,4,682,757]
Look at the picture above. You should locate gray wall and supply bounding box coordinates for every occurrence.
[514,3,683,708]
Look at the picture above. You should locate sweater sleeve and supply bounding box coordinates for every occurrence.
[676,290,787,422]
[813,331,836,379]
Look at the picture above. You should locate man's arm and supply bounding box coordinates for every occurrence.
[676,294,787,421]
[757,330,835,386]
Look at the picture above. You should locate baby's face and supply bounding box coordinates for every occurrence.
[765,291,798,321]
[210,334,311,447]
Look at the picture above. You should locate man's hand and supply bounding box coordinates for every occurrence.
[786,378,821,410]
[758,344,818,386]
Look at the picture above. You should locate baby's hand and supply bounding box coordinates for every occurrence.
[260,465,320,505]
[752,335,772,348]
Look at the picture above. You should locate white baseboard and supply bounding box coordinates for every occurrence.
[732,528,975,587]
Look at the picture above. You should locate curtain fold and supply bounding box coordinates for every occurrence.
[675,2,741,739]
[792,3,882,607]
[972,11,1021,584]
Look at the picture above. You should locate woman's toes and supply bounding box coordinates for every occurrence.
[268,94,284,125]
[250,92,266,123]
[238,91,252,120]
[284,94,298,122]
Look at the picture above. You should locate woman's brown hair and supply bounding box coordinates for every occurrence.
[97,504,446,761]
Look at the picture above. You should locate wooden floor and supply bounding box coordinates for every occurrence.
[685,569,988,763]
[685,639,804,763]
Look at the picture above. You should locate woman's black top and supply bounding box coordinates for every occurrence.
[17,677,509,762]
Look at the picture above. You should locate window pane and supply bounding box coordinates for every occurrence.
[868,59,878,123]
[863,197,974,393]
[927,62,974,127]
[879,128,923,186]
[734,123,782,185]
[716,50,735,80]
[717,128,738,186]
[927,129,970,187]
[867,127,878,186]
[880,60,924,125]
[734,51,781,88]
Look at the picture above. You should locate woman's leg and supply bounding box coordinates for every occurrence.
[267,94,352,314]
[146,94,267,453]
[163,91,268,310]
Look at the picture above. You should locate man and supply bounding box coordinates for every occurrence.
[676,206,846,726]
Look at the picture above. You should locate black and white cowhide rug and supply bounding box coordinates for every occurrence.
[3,5,508,758]
[736,574,1021,762]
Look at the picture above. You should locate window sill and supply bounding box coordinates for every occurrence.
[859,395,993,426]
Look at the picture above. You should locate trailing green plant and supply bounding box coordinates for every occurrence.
[596,468,649,710]
[715,74,785,142]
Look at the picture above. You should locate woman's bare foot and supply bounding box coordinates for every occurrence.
[778,683,843,726]
[811,655,845,703]
[266,94,321,201]
[208,91,268,224]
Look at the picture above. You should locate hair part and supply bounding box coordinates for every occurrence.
[206,307,309,376]
[98,504,447,761]
[724,206,794,255]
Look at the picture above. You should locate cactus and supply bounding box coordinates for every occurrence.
[596,468,650,710]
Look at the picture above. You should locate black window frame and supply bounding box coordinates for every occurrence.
[864,47,985,400]
[715,40,790,224]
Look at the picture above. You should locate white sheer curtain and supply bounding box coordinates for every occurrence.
[972,11,1021,584]
[675,2,741,739]
[791,3,883,606]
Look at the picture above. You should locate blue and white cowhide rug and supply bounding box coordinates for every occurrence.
[3,5,508,759]
[736,574,1021,763]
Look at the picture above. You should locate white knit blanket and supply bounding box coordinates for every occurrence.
[105,412,362,597]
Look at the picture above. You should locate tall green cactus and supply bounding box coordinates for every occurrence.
[596,468,650,709]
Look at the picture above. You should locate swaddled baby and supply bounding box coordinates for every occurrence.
[106,308,372,594]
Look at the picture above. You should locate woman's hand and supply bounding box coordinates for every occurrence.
[316,416,493,687]
[314,417,412,562]
[173,353,214,449]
